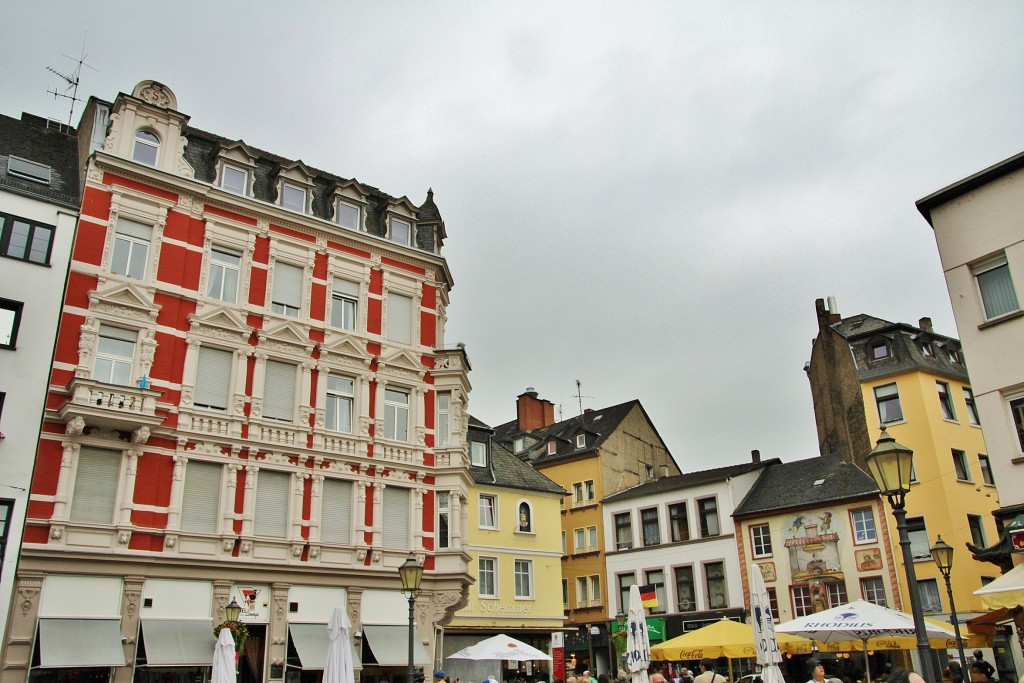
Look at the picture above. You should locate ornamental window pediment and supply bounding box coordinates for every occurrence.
[88,279,161,324]
[274,160,315,214]
[258,320,314,358]
[215,141,258,196]
[320,334,373,368]
[377,347,425,382]
[187,306,252,345]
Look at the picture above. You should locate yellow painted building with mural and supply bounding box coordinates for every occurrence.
[442,417,567,683]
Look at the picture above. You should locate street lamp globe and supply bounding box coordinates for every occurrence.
[225,597,242,623]
[399,553,424,596]
[865,428,915,502]
[930,535,954,575]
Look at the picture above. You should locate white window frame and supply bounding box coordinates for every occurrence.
[385,291,414,345]
[697,496,720,537]
[132,129,159,165]
[436,491,450,550]
[193,346,233,411]
[973,254,1020,320]
[590,575,601,606]
[937,381,957,421]
[860,576,887,607]
[281,183,308,213]
[330,278,359,331]
[478,494,497,529]
[270,261,304,318]
[850,507,877,545]
[952,449,971,481]
[94,325,137,386]
[979,454,995,486]
[111,218,151,280]
[751,523,773,558]
[470,441,486,467]
[514,559,534,599]
[180,460,223,534]
[436,391,451,448]
[383,386,410,441]
[390,217,412,246]
[575,433,586,449]
[207,246,242,303]
[335,200,361,231]
[963,387,981,426]
[546,441,556,455]
[874,382,904,424]
[219,164,249,195]
[576,575,589,607]
[325,375,355,433]
[262,359,297,422]
[478,557,497,597]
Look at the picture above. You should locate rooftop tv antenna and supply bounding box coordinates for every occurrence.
[46,34,97,127]
[573,379,594,417]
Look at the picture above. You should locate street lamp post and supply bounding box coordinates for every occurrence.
[931,536,969,677]
[399,553,425,683]
[611,608,626,674]
[865,428,938,683]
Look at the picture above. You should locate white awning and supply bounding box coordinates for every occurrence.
[362,625,430,667]
[142,619,216,666]
[38,618,126,668]
[290,623,362,670]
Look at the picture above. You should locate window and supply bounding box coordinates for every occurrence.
[390,218,411,246]
[574,526,597,553]
[336,201,361,231]
[132,130,159,165]
[562,579,569,608]
[575,434,586,449]
[111,218,151,280]
[641,508,661,546]
[7,155,51,184]
[470,441,486,467]
[937,382,957,421]
[518,502,532,532]
[383,387,409,441]
[478,557,496,597]
[964,388,980,425]
[1012,396,1024,452]
[381,487,410,549]
[386,292,413,344]
[874,383,904,423]
[546,441,557,455]
[585,480,595,500]
[617,573,637,614]
[947,347,962,364]
[0,500,12,574]
[194,347,232,410]
[180,461,222,534]
[513,437,524,453]
[325,376,354,432]
[751,524,773,557]
[271,262,303,317]
[968,514,986,547]
[254,470,289,538]
[514,560,533,598]
[918,579,942,612]
[645,464,655,480]
[436,491,450,549]
[574,528,586,553]
[1,212,54,264]
[979,455,995,486]
[0,299,23,349]
[973,255,1019,320]
[70,448,121,524]
[590,575,601,606]
[952,449,971,481]
[207,247,241,302]
[851,507,877,544]
[906,516,931,559]
[697,497,720,537]
[94,325,136,386]
[478,494,496,528]
[281,184,307,213]
[704,562,727,609]
[869,341,890,360]
[320,478,353,545]
[331,279,359,331]
[645,569,666,614]
[262,360,296,421]
[674,566,696,611]
[614,512,633,550]
[791,585,813,617]
[921,342,934,357]
[576,576,590,607]
[436,392,451,447]
[573,480,595,505]
[669,503,690,542]
[826,582,848,607]
[220,165,248,194]
[861,577,887,606]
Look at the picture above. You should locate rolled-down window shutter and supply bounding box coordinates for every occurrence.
[272,262,303,310]
[254,470,290,538]
[263,360,296,421]
[381,487,410,549]
[194,347,232,410]
[320,479,353,545]
[116,218,152,240]
[386,292,412,344]
[180,461,222,534]
[70,448,121,524]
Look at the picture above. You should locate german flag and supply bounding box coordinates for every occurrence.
[638,584,658,609]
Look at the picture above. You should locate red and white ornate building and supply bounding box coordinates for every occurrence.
[1,81,472,683]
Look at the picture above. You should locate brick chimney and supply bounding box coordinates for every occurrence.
[517,388,555,432]
[919,317,933,333]
[751,449,761,464]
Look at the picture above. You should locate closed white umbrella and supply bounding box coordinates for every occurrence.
[749,564,785,683]
[624,585,650,683]
[324,605,355,683]
[212,626,236,683]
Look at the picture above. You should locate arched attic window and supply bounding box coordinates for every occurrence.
[132,130,160,166]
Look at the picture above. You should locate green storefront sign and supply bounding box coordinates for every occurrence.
[610,618,666,644]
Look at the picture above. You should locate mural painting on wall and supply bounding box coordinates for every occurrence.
[757,562,776,582]
[784,511,844,613]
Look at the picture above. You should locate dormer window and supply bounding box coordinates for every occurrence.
[946,347,961,364]
[220,165,248,195]
[7,156,51,185]
[513,437,524,453]
[470,441,486,467]
[281,184,307,213]
[390,218,411,246]
[547,441,557,456]
[920,342,934,357]
[336,201,361,231]
[575,434,586,449]
[132,130,160,166]
[869,340,890,360]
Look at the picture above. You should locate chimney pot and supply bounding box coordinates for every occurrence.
[919,317,933,333]
[751,449,761,464]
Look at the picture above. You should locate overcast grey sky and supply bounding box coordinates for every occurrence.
[4,2,1023,471]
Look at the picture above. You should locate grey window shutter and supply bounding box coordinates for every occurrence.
[70,448,121,524]
[181,461,222,533]
[116,218,152,240]
[333,278,359,297]
[194,347,232,409]
[386,292,412,344]
[272,262,303,309]
[381,487,410,549]
[320,479,353,545]
[263,360,296,421]
[254,470,290,538]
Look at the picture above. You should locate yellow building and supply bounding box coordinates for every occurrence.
[443,417,567,683]
[491,392,680,676]
[807,299,1001,630]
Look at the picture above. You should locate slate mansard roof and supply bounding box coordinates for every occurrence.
[467,417,566,496]
[732,453,879,517]
[603,458,780,505]
[0,113,80,209]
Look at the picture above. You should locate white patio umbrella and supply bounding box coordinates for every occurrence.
[749,564,785,683]
[448,634,552,661]
[324,605,355,683]
[777,599,954,683]
[623,585,650,683]
[212,626,236,683]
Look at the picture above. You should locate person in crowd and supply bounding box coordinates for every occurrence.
[681,669,694,683]
[806,659,827,683]
[693,659,726,683]
[598,674,609,683]
[889,669,927,683]
[973,651,996,682]
[946,654,965,683]
[651,674,666,683]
